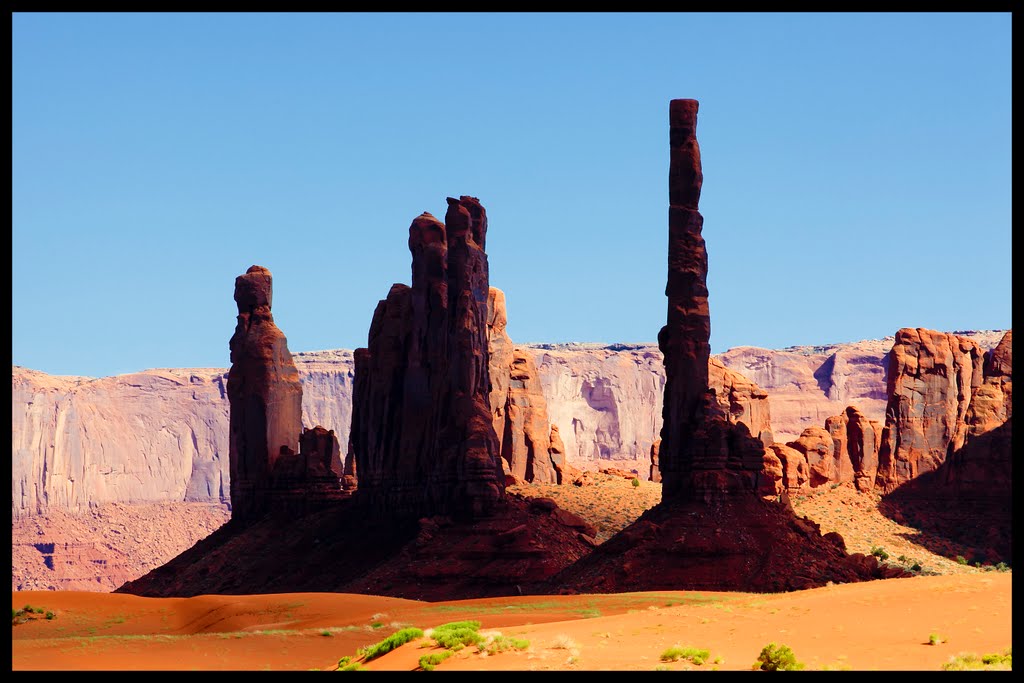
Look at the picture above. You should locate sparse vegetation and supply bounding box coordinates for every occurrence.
[356,627,424,662]
[418,650,453,671]
[429,621,484,649]
[871,546,890,562]
[995,562,1010,572]
[929,633,944,646]
[551,634,578,650]
[941,648,1011,671]
[956,555,968,565]
[478,633,530,656]
[660,646,710,665]
[753,642,805,671]
[631,477,640,488]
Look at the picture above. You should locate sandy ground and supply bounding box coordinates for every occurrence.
[12,573,1010,671]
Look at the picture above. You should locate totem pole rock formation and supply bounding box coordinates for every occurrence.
[349,198,505,519]
[227,265,305,521]
[556,99,898,593]
[487,287,562,484]
[657,99,765,501]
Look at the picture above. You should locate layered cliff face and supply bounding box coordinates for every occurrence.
[227,265,306,521]
[11,366,231,519]
[349,199,505,519]
[487,287,561,484]
[530,343,665,473]
[874,328,984,494]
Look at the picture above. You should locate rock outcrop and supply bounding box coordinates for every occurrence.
[487,287,561,483]
[825,406,882,492]
[349,200,504,519]
[874,328,984,494]
[117,198,591,600]
[648,440,662,483]
[226,265,305,521]
[879,329,1012,563]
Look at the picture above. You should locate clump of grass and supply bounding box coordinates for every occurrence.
[551,634,578,650]
[941,648,1011,670]
[928,633,945,646]
[370,621,384,629]
[321,630,333,637]
[995,562,1010,572]
[753,642,805,671]
[479,633,530,656]
[418,650,453,671]
[429,621,484,650]
[661,645,710,664]
[356,627,424,662]
[956,555,968,565]
[45,611,56,620]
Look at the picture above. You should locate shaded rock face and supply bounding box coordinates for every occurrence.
[350,198,505,519]
[658,99,762,500]
[486,287,560,484]
[649,440,662,483]
[825,406,882,492]
[786,427,833,488]
[874,328,984,493]
[227,266,305,522]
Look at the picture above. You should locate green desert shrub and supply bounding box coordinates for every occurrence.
[928,633,944,646]
[660,645,710,665]
[418,650,453,671]
[429,621,484,649]
[995,562,1010,572]
[356,627,424,662]
[631,477,641,488]
[870,546,889,562]
[911,562,923,572]
[956,555,968,565]
[753,642,805,671]
[941,648,1011,671]
[45,611,56,620]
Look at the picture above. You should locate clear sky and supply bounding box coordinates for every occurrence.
[12,12,1012,378]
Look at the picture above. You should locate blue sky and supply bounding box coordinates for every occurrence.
[12,12,1011,377]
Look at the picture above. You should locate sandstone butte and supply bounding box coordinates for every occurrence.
[115,197,595,600]
[555,99,907,594]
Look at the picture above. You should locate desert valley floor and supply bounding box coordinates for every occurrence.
[11,573,1012,671]
[12,478,1013,671]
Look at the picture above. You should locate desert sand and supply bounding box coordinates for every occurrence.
[12,572,1010,671]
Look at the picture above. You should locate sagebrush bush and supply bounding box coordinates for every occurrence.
[419,650,453,671]
[753,642,805,671]
[870,546,889,562]
[431,624,484,649]
[356,627,424,662]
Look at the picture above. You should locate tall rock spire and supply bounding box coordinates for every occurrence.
[351,197,504,518]
[658,99,762,501]
[226,265,304,521]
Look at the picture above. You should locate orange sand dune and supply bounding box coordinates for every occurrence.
[12,574,1011,671]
